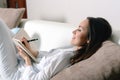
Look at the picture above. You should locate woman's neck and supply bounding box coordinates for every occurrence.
[75,46,83,50]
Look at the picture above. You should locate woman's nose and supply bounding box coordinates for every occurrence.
[72,29,76,34]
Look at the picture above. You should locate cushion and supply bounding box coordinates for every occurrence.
[0,8,25,29]
[51,40,120,80]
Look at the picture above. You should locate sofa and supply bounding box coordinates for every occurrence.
[1,19,120,80]
[20,19,120,80]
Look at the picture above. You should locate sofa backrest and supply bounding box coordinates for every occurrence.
[21,20,120,51]
[22,20,76,51]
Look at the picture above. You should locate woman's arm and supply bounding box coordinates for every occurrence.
[18,50,73,80]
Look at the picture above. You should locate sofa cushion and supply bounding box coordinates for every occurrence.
[51,40,120,80]
[0,8,25,29]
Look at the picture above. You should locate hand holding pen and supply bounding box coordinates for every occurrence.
[22,38,38,45]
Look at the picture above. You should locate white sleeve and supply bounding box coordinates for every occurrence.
[21,51,73,80]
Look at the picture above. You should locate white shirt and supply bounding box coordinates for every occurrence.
[19,47,74,80]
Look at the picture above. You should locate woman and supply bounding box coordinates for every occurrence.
[0,17,112,80]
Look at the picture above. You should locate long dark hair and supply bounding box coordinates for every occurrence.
[70,17,112,65]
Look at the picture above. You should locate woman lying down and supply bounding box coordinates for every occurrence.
[0,17,112,80]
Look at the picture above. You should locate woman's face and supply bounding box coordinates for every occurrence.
[71,19,89,49]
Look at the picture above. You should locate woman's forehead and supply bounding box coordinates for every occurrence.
[79,19,89,29]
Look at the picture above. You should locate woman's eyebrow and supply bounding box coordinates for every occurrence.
[79,25,87,30]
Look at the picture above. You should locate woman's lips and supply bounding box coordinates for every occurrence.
[72,36,75,39]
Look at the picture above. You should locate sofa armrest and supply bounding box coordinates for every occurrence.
[20,20,75,51]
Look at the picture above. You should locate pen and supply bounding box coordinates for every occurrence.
[27,38,38,42]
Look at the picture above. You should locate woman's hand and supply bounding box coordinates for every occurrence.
[17,46,31,66]
[21,37,38,57]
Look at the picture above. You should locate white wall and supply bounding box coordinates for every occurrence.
[26,0,120,30]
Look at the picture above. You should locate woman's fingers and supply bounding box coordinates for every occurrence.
[17,46,28,59]
[17,46,32,66]
[21,37,38,57]
[21,37,31,50]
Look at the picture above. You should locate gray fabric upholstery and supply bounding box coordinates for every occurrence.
[51,40,120,80]
[0,8,25,29]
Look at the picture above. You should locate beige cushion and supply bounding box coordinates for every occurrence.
[0,8,25,29]
[51,40,120,80]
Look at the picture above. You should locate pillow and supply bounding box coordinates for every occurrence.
[0,8,25,29]
[51,41,120,80]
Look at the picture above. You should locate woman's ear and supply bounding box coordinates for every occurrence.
[87,40,90,44]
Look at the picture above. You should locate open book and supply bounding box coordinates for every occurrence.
[12,28,38,63]
[13,38,39,63]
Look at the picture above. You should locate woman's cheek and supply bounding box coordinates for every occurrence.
[71,38,81,46]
